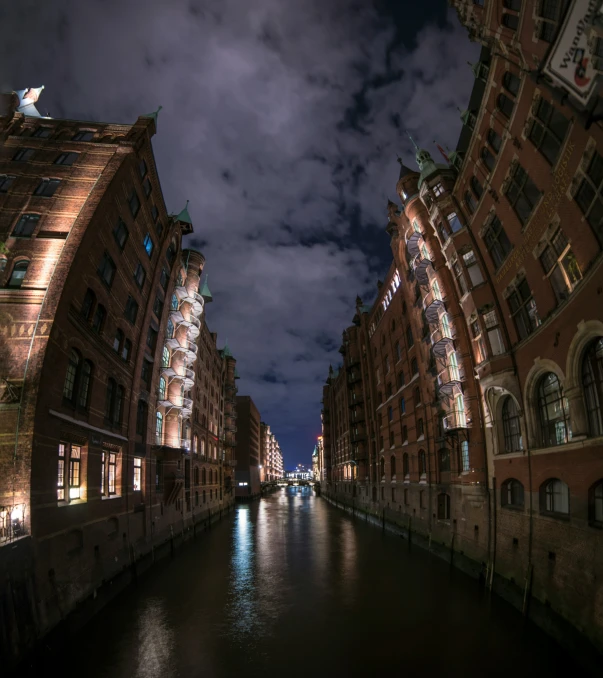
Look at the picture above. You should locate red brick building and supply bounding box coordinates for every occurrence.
[322,1,603,656]
[0,89,236,666]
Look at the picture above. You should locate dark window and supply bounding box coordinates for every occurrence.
[136,399,148,438]
[151,205,159,221]
[81,288,96,320]
[12,213,40,237]
[411,358,418,375]
[471,176,483,199]
[78,361,93,410]
[414,387,421,407]
[502,397,523,452]
[160,268,169,291]
[537,373,571,447]
[508,279,541,340]
[497,93,514,118]
[105,379,116,423]
[97,252,116,288]
[529,99,570,165]
[540,478,570,516]
[582,338,603,437]
[128,189,140,218]
[483,215,512,269]
[12,148,35,161]
[481,146,495,172]
[465,190,477,214]
[139,158,148,178]
[575,151,603,246]
[122,339,132,362]
[141,359,152,389]
[503,0,522,8]
[538,0,563,42]
[389,431,395,447]
[92,304,106,334]
[388,406,393,422]
[419,450,426,475]
[124,296,139,324]
[54,152,79,166]
[166,241,176,267]
[487,129,502,154]
[502,12,519,29]
[143,177,152,197]
[399,397,406,414]
[502,479,524,508]
[63,349,80,402]
[153,293,164,318]
[72,131,94,141]
[438,449,450,472]
[113,219,129,250]
[155,220,164,238]
[417,418,424,437]
[134,262,146,289]
[589,480,603,526]
[402,425,408,443]
[397,371,405,389]
[406,325,414,348]
[113,328,124,353]
[32,127,52,138]
[7,260,29,288]
[146,326,158,352]
[143,233,154,257]
[34,178,61,197]
[0,175,16,193]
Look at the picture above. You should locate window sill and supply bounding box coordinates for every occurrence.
[102,494,121,501]
[501,504,525,512]
[540,511,570,521]
[57,498,86,507]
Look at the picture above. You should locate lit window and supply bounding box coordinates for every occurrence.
[462,250,484,286]
[447,212,462,233]
[433,182,444,197]
[133,458,142,491]
[68,446,81,500]
[57,444,66,501]
[155,412,163,444]
[143,233,154,257]
[483,309,505,355]
[539,229,581,303]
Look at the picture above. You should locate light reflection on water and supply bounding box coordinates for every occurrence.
[31,486,585,678]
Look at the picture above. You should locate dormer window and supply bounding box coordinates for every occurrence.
[433,182,444,197]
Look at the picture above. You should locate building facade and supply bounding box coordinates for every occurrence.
[321,0,603,656]
[0,89,236,667]
[259,422,284,481]
[235,395,261,498]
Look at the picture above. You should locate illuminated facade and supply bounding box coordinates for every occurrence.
[259,422,284,481]
[0,89,236,667]
[321,0,603,655]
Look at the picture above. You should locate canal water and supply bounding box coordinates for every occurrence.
[25,487,585,677]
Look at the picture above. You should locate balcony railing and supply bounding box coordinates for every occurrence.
[430,323,455,356]
[422,289,446,324]
[404,224,423,257]
[443,409,469,431]
[413,253,432,285]
[437,364,464,395]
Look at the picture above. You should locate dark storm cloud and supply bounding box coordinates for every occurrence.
[0,0,478,465]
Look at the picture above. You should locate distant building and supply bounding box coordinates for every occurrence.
[259,422,284,481]
[235,395,261,498]
[286,465,312,481]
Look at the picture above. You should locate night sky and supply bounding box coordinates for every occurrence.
[1,0,479,469]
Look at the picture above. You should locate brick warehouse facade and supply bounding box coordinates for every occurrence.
[0,90,236,667]
[321,0,603,658]
[259,422,284,482]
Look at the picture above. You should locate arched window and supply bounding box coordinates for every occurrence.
[417,418,424,437]
[537,373,571,446]
[582,338,603,437]
[81,288,96,320]
[501,478,524,507]
[540,478,569,516]
[166,318,174,340]
[438,448,450,472]
[380,457,385,478]
[202,468,207,485]
[194,467,199,485]
[497,93,514,118]
[502,72,521,96]
[390,455,396,478]
[487,129,502,154]
[78,360,93,410]
[589,480,603,526]
[7,260,29,288]
[155,412,163,443]
[414,387,421,407]
[158,377,167,400]
[481,146,495,171]
[171,294,179,311]
[470,176,483,199]
[501,396,523,452]
[403,453,409,477]
[437,493,451,519]
[63,349,80,402]
[162,346,170,368]
[372,486,377,501]
[194,434,199,455]
[419,450,427,477]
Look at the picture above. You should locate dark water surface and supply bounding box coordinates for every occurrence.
[29,488,585,677]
